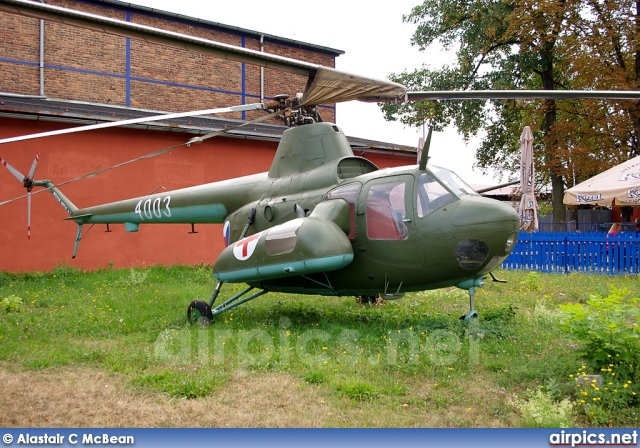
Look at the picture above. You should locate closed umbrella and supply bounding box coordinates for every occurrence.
[518,126,538,231]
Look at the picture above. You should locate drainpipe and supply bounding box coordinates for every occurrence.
[38,0,45,96]
[260,34,264,102]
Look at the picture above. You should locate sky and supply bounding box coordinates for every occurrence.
[124,0,502,185]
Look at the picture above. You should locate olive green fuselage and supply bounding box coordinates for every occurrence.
[51,122,518,297]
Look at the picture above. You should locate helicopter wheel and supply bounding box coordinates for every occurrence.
[459,311,478,321]
[187,300,213,326]
[357,295,378,305]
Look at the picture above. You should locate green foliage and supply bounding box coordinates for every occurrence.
[509,388,575,428]
[302,370,326,385]
[51,265,83,278]
[571,365,639,426]
[558,286,639,424]
[524,271,540,291]
[337,380,379,402]
[1,295,23,313]
[557,286,639,378]
[0,266,638,426]
[384,1,640,222]
[132,370,227,399]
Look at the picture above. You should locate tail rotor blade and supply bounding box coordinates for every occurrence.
[0,155,26,182]
[1,153,40,238]
[27,192,32,240]
[28,153,40,179]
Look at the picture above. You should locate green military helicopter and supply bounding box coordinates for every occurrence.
[1,0,639,324]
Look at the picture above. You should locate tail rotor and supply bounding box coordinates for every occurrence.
[1,153,40,239]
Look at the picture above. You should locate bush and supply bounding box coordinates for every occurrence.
[509,388,575,427]
[1,295,23,313]
[557,286,639,379]
[558,286,639,423]
[570,364,639,425]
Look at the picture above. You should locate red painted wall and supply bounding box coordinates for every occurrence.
[0,119,276,272]
[0,119,411,272]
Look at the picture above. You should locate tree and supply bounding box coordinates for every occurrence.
[557,0,640,164]
[382,0,639,224]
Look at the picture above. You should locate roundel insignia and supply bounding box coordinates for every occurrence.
[222,221,231,246]
[232,232,261,261]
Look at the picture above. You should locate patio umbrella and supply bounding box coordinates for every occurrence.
[563,155,640,206]
[518,126,538,231]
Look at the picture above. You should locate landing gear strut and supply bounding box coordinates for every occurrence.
[455,277,485,320]
[460,286,478,320]
[187,281,269,325]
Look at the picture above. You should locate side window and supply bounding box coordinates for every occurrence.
[326,183,360,239]
[417,173,455,218]
[366,180,408,240]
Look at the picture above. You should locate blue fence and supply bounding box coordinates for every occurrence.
[502,232,640,274]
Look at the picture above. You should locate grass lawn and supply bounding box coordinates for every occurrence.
[0,265,638,427]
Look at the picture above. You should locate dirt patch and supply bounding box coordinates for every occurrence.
[0,366,331,427]
[0,365,516,427]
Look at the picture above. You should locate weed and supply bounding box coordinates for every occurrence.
[1,295,23,313]
[571,364,639,425]
[523,271,541,291]
[302,370,325,384]
[337,380,378,401]
[132,370,227,399]
[51,265,82,278]
[558,286,639,378]
[509,388,575,427]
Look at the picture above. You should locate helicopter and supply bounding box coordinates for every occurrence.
[1,0,639,324]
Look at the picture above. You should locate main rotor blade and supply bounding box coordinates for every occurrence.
[0,155,25,181]
[0,109,282,208]
[0,103,267,146]
[403,90,640,101]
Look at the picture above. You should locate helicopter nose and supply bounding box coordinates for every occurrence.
[450,195,519,229]
[449,196,520,270]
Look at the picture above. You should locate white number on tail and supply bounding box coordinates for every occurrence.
[135,195,172,220]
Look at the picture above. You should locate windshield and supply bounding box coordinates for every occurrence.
[429,166,478,197]
[416,167,477,218]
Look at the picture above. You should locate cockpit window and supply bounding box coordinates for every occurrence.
[429,166,478,197]
[326,182,360,239]
[366,180,408,240]
[417,173,455,217]
[417,168,477,218]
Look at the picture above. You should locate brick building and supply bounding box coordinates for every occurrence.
[0,0,415,272]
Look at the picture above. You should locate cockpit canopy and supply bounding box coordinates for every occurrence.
[417,166,478,217]
[326,165,476,239]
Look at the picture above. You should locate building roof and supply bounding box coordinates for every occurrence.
[0,94,417,157]
[90,0,345,57]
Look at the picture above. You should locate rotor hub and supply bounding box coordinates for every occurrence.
[264,93,321,127]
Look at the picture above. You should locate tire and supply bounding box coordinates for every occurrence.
[187,300,213,326]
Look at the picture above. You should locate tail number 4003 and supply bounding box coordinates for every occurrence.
[134,196,172,220]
